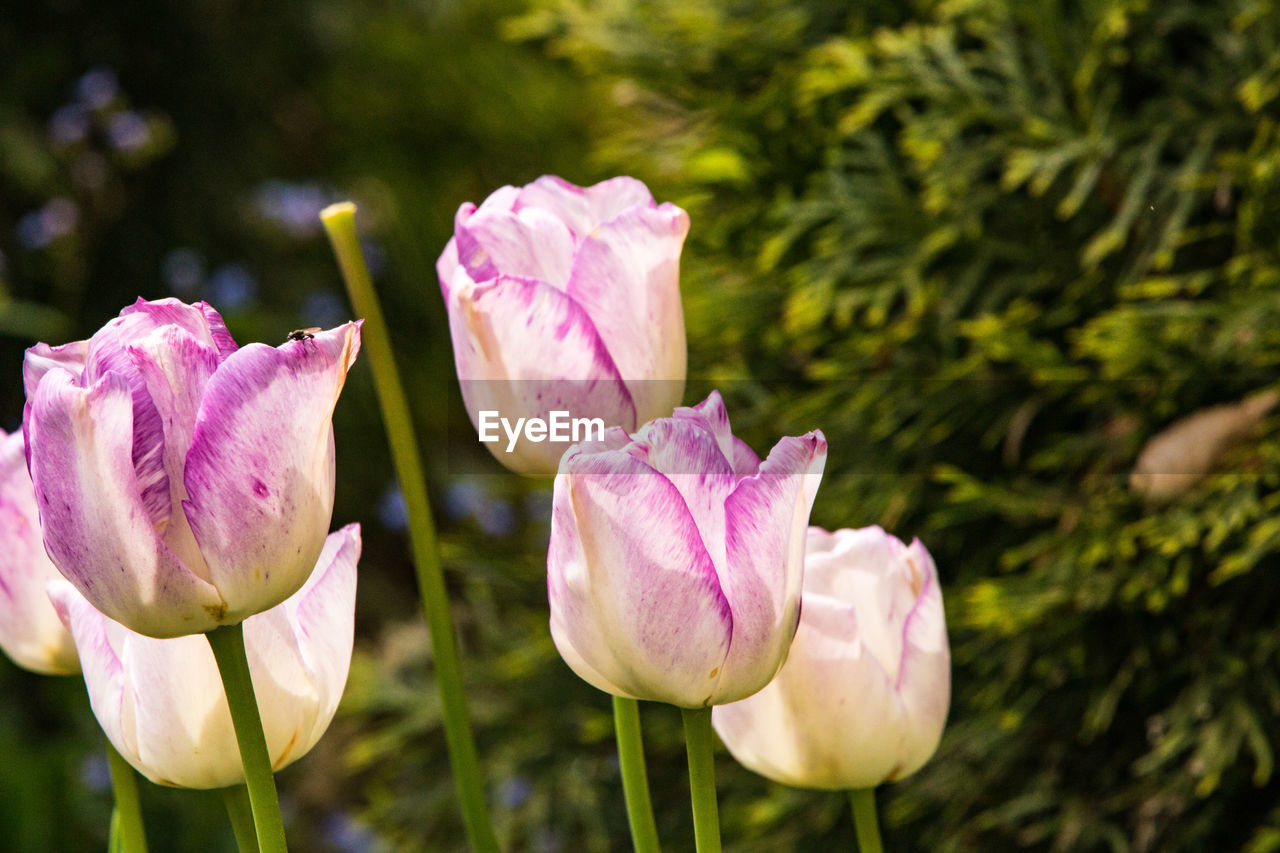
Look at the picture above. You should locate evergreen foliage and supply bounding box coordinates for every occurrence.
[502,0,1280,849]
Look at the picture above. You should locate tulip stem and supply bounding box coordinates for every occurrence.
[223,785,259,853]
[613,697,662,853]
[105,741,148,853]
[681,707,721,853]
[321,203,499,853]
[108,808,122,853]
[850,788,883,853]
[207,623,288,853]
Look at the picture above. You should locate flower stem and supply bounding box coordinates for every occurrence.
[850,788,883,853]
[105,740,148,853]
[207,623,287,853]
[613,697,661,853]
[222,785,259,853]
[108,808,122,853]
[321,202,498,853]
[681,707,721,853]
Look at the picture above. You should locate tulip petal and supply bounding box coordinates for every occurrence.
[448,275,637,476]
[0,430,79,674]
[247,523,359,769]
[455,205,577,291]
[549,449,732,707]
[183,322,361,623]
[565,203,689,423]
[128,326,222,581]
[436,234,463,301]
[26,369,225,637]
[630,416,737,569]
[713,430,827,702]
[23,340,88,399]
[891,542,950,780]
[516,175,656,238]
[713,591,906,790]
[48,580,136,766]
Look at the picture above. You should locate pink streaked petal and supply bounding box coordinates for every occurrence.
[584,176,658,226]
[630,417,736,570]
[549,450,732,707]
[730,436,761,477]
[670,391,735,466]
[564,203,689,424]
[26,370,224,637]
[514,175,591,236]
[455,206,577,291]
[23,340,88,399]
[436,235,463,301]
[448,275,636,476]
[891,560,950,781]
[0,430,79,675]
[128,326,222,581]
[196,301,239,361]
[474,185,521,213]
[713,430,827,702]
[183,322,361,622]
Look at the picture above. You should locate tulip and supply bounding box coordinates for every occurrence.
[0,427,79,675]
[547,390,827,708]
[712,526,950,790]
[437,175,690,476]
[23,297,361,638]
[48,524,360,789]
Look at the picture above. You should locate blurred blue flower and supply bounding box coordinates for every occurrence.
[377,483,408,531]
[16,199,78,250]
[107,111,150,152]
[205,262,258,311]
[497,774,533,808]
[322,812,387,853]
[75,67,119,110]
[302,290,348,329]
[78,753,111,794]
[254,180,329,238]
[48,103,90,145]
[445,479,515,537]
[161,248,205,297]
[444,480,484,520]
[476,499,515,537]
[360,236,388,279]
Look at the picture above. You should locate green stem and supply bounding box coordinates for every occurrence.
[108,807,122,853]
[206,624,287,853]
[850,788,884,853]
[321,203,498,853]
[105,741,148,853]
[222,786,259,853]
[613,697,661,853]
[681,707,721,853]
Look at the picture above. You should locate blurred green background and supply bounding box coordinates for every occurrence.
[4,0,1280,850]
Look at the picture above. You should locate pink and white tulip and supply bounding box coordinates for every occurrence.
[23,297,361,637]
[548,391,827,708]
[48,524,360,789]
[437,175,690,476]
[0,428,79,675]
[713,526,950,790]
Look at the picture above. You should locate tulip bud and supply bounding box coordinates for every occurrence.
[48,524,360,789]
[713,526,950,790]
[437,175,690,476]
[548,391,827,708]
[23,297,361,637]
[0,428,79,675]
